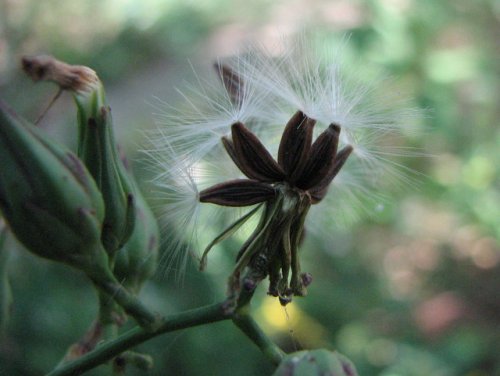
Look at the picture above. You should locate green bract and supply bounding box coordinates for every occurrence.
[0,99,107,270]
[74,84,135,257]
[273,349,358,376]
[114,177,159,295]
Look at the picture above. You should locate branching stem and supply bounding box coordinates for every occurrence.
[47,300,285,376]
[46,302,229,376]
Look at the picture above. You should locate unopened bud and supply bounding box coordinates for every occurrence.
[273,349,358,376]
[22,55,137,257]
[73,75,136,256]
[0,99,107,271]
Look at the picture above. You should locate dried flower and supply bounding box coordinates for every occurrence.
[149,34,421,304]
[198,112,352,304]
[22,55,99,93]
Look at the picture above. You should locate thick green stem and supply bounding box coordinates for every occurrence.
[232,308,285,366]
[46,302,229,376]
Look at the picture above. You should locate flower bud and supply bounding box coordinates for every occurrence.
[0,99,107,270]
[273,349,358,376]
[74,81,135,256]
[20,57,158,328]
[114,178,159,295]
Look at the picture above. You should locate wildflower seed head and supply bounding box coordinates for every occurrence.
[148,32,423,286]
[229,35,422,197]
[196,112,350,304]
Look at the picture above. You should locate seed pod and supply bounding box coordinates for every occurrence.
[114,177,159,295]
[273,349,358,376]
[0,99,110,271]
[74,83,135,256]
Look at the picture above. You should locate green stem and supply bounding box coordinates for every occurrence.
[46,302,229,376]
[91,275,158,330]
[236,281,257,309]
[96,292,120,374]
[232,308,285,366]
[97,291,120,336]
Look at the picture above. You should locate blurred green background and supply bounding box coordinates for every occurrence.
[1,0,499,375]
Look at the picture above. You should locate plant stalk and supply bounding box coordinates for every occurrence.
[232,308,285,366]
[46,302,229,376]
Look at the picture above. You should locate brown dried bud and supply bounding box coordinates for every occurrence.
[22,55,99,94]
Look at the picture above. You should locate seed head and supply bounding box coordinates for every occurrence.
[149,33,422,290]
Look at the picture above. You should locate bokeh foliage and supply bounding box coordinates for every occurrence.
[0,0,499,375]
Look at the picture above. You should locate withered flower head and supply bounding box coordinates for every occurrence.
[22,55,99,93]
[199,110,352,305]
[149,34,421,306]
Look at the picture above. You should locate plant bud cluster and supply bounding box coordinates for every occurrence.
[0,56,159,327]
